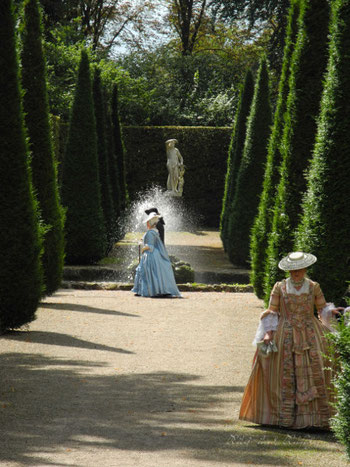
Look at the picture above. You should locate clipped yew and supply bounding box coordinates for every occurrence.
[295,0,350,304]
[226,59,272,266]
[250,0,300,299]
[0,0,42,330]
[264,0,330,303]
[111,83,128,211]
[20,0,65,295]
[61,50,106,264]
[220,70,254,252]
[93,68,114,245]
[106,106,121,222]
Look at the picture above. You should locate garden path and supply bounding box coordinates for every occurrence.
[0,289,347,466]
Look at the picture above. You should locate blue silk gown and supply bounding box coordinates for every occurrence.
[132,229,182,297]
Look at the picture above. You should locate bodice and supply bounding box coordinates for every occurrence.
[284,292,314,328]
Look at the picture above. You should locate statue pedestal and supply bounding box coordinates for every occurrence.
[165,189,182,198]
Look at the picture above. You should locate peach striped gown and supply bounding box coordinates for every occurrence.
[239,278,336,429]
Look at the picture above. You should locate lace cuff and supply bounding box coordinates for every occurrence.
[252,312,279,346]
[319,302,335,328]
[144,244,154,253]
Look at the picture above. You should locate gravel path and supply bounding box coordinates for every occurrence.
[0,290,262,466]
[0,290,347,466]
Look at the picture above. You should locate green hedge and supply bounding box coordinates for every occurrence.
[55,123,231,227]
[21,0,65,295]
[295,0,350,304]
[122,126,232,227]
[61,50,107,264]
[220,70,254,251]
[0,0,43,330]
[328,311,350,460]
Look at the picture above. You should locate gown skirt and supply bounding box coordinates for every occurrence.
[132,229,181,298]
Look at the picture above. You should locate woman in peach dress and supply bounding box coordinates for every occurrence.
[239,252,342,429]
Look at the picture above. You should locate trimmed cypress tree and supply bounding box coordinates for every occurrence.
[226,59,272,266]
[61,50,107,264]
[20,0,65,295]
[295,0,350,303]
[0,0,42,330]
[111,83,128,211]
[263,0,331,303]
[220,70,254,252]
[105,101,121,221]
[92,68,114,245]
[250,1,300,299]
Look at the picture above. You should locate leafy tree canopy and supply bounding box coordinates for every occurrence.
[209,0,290,73]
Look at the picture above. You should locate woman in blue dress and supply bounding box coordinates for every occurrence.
[132,212,182,298]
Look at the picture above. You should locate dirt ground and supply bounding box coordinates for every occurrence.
[0,290,348,467]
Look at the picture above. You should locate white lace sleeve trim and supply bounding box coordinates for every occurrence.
[319,302,335,329]
[252,312,279,346]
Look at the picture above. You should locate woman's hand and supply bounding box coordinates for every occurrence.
[263,331,274,345]
[331,307,344,316]
[142,245,150,253]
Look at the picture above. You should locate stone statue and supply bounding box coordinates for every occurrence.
[165,139,184,196]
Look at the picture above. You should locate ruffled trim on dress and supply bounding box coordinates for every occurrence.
[252,312,279,345]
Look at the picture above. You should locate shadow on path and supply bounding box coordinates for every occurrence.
[3,331,134,354]
[0,352,338,466]
[41,302,139,318]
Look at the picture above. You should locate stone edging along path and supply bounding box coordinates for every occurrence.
[62,281,254,293]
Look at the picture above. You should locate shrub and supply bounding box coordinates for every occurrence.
[263,0,331,304]
[0,0,42,330]
[226,58,272,266]
[250,1,300,299]
[295,0,350,304]
[112,84,128,211]
[61,50,107,264]
[328,311,350,460]
[92,68,114,245]
[220,69,254,252]
[20,0,65,295]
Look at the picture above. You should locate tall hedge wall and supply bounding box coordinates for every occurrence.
[122,126,232,227]
[54,124,231,227]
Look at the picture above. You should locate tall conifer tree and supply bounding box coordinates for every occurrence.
[250,1,300,299]
[264,0,330,303]
[112,83,128,211]
[93,68,113,245]
[20,0,65,295]
[295,0,350,303]
[62,50,106,264]
[106,105,121,222]
[226,59,272,266]
[0,0,42,330]
[220,70,254,251]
